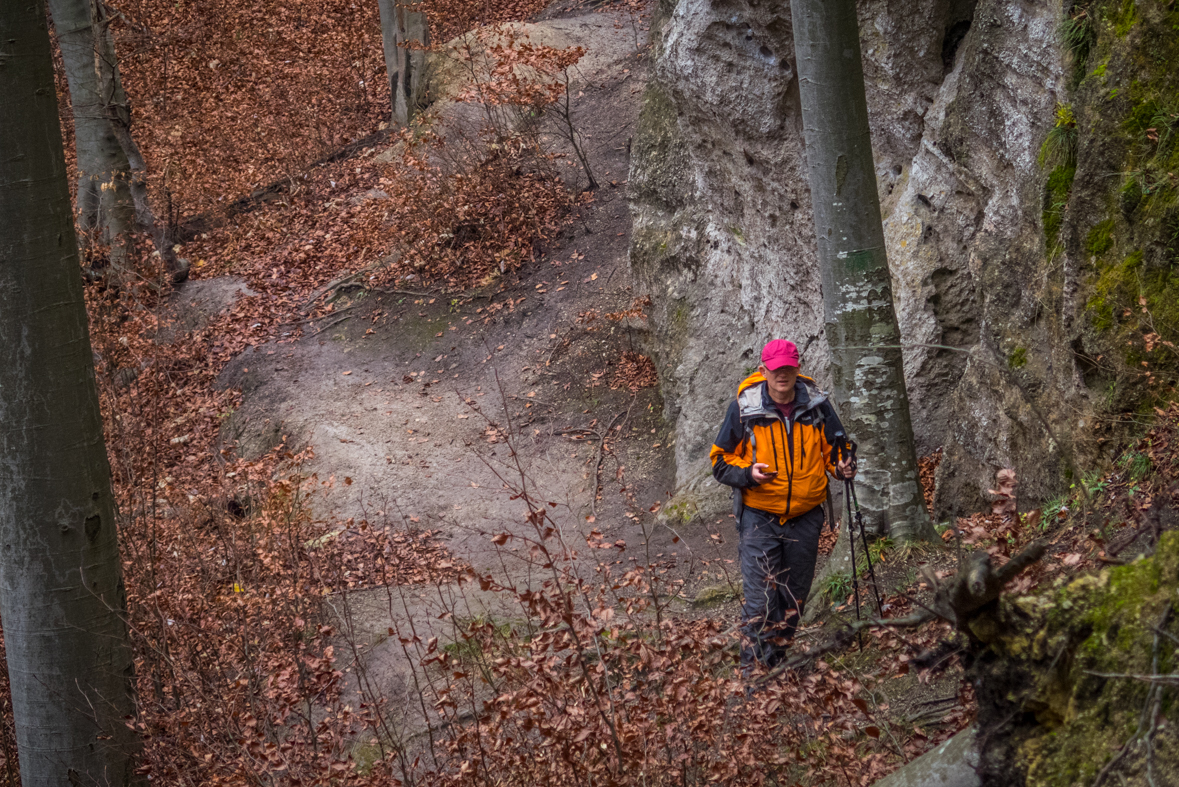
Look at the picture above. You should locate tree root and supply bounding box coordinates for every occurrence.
[936,540,1047,632]
[301,255,397,312]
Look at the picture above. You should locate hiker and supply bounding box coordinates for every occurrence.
[710,339,856,669]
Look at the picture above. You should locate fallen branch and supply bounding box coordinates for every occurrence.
[755,611,935,684]
[371,287,441,298]
[555,428,598,439]
[308,310,357,337]
[916,694,960,707]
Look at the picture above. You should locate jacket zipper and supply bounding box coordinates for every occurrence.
[768,421,780,473]
[783,417,794,519]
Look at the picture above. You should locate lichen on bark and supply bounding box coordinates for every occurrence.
[790,0,935,543]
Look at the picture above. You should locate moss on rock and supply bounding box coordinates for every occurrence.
[975,532,1179,786]
[692,580,742,608]
[1044,165,1077,249]
[1058,0,1179,412]
[627,80,690,222]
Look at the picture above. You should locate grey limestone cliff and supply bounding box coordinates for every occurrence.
[630,0,1088,518]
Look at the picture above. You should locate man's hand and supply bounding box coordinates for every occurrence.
[751,463,778,484]
[835,457,857,480]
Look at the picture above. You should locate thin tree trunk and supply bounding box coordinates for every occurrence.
[377,0,401,122]
[0,1,140,784]
[378,0,429,126]
[49,0,135,271]
[107,101,188,283]
[789,0,936,542]
[50,0,187,283]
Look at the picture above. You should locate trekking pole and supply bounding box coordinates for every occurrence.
[835,439,864,649]
[846,475,884,618]
[844,477,863,649]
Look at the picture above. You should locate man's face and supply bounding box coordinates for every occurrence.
[759,363,799,399]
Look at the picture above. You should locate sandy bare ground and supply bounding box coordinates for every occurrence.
[170,10,742,745]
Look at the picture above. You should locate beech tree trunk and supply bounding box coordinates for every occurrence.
[0,1,140,783]
[378,0,429,126]
[49,0,187,282]
[48,0,134,270]
[789,0,936,542]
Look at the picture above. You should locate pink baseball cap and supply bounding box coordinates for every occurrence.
[760,339,800,370]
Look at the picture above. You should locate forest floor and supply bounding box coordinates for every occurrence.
[186,7,679,574]
[137,1,1179,781]
[161,4,752,746]
[163,13,982,768]
[162,0,888,756]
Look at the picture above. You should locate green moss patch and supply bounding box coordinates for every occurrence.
[1111,0,1139,37]
[1056,0,1179,409]
[1086,218,1116,256]
[1043,165,1077,248]
[1009,346,1029,369]
[692,580,741,608]
[992,532,1179,787]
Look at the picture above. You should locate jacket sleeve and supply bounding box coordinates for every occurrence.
[710,400,756,488]
[817,400,850,477]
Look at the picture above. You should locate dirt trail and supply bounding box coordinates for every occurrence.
[213,33,685,573]
[182,10,735,650]
[173,16,744,732]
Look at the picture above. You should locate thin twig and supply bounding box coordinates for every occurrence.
[905,706,954,726]
[865,686,908,763]
[300,256,391,312]
[371,287,441,298]
[1144,607,1171,787]
[591,410,627,517]
[897,590,948,623]
[509,394,559,408]
[915,694,959,707]
[544,331,569,368]
[1151,625,1179,647]
[1083,671,1178,684]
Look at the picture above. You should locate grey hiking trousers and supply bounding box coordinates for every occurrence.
[737,503,825,669]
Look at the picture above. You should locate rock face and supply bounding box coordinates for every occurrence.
[870,727,980,787]
[629,0,1093,517]
[628,0,822,514]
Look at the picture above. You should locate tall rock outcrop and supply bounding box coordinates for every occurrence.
[630,0,1092,517]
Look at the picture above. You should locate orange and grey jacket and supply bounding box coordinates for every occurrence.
[709,373,846,520]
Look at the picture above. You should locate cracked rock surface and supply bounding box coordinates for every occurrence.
[629,0,1087,517]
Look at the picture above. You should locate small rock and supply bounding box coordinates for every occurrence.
[349,188,389,205]
[692,581,741,608]
[868,727,979,787]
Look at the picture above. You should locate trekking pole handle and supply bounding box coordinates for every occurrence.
[832,436,858,478]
